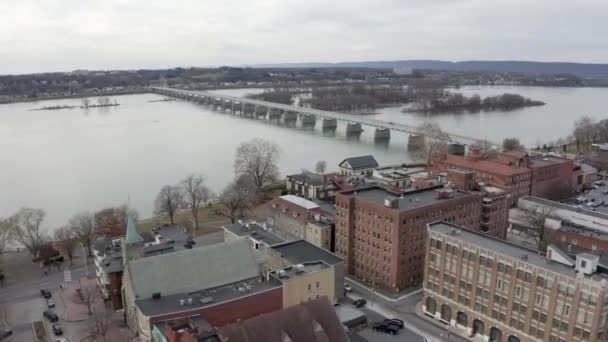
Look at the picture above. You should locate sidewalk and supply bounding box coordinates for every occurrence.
[346,275,422,302]
[414,302,474,342]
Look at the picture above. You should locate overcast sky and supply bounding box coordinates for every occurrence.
[1,0,607,74]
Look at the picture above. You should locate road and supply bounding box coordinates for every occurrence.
[0,265,86,342]
[346,279,469,342]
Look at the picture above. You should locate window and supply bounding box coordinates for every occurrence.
[316,281,320,288]
[307,284,311,290]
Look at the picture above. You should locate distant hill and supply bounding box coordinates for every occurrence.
[250,60,608,79]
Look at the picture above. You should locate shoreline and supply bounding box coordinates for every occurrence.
[0,88,146,105]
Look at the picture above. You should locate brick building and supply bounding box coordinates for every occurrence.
[334,174,510,291]
[424,222,608,342]
[434,149,574,204]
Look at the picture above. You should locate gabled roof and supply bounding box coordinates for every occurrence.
[216,296,348,342]
[339,155,378,171]
[126,238,261,299]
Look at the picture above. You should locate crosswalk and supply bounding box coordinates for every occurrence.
[63,270,72,283]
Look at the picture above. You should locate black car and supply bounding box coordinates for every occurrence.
[353,299,367,308]
[43,310,59,322]
[383,318,404,329]
[40,289,52,298]
[372,322,399,335]
[52,324,63,336]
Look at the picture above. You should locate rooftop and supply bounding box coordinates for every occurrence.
[216,296,348,342]
[446,154,530,176]
[340,186,472,210]
[126,238,263,299]
[136,276,282,317]
[271,240,343,266]
[279,195,320,210]
[223,222,285,246]
[521,196,608,221]
[271,261,330,281]
[288,171,324,186]
[530,155,572,168]
[429,221,608,282]
[339,155,379,171]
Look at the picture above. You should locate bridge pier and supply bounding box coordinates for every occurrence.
[242,103,255,117]
[301,114,316,127]
[374,128,391,140]
[268,108,283,120]
[283,111,298,122]
[322,118,337,129]
[255,106,268,119]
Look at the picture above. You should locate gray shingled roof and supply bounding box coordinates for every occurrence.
[339,155,378,170]
[127,238,261,299]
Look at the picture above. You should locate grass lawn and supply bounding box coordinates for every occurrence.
[137,204,228,237]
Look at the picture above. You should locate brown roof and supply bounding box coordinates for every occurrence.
[216,296,347,342]
[446,154,530,177]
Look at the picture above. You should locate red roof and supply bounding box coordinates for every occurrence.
[446,154,530,177]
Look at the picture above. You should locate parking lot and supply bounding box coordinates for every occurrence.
[563,180,608,214]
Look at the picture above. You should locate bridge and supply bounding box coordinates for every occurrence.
[150,87,494,147]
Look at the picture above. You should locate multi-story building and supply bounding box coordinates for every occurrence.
[271,261,336,308]
[434,148,574,204]
[334,172,510,291]
[424,221,608,342]
[223,221,285,252]
[338,155,379,176]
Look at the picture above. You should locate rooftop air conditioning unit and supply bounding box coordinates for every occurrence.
[295,264,305,273]
[187,297,193,305]
[278,270,287,278]
[179,299,185,306]
[152,292,162,300]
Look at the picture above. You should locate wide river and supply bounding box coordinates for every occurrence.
[1,86,606,230]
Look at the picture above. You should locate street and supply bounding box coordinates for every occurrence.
[0,258,86,342]
[345,278,469,342]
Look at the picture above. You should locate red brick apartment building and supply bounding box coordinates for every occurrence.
[334,170,510,291]
[434,148,574,204]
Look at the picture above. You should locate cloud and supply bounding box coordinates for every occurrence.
[0,0,607,74]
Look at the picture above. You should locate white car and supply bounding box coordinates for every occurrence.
[56,338,68,342]
[344,283,353,292]
[47,299,56,308]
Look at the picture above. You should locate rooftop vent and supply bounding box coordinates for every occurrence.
[200,297,214,304]
[384,197,399,208]
[152,292,161,300]
[179,299,185,306]
[187,297,193,305]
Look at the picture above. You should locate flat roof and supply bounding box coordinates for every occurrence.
[429,222,608,282]
[271,240,343,266]
[271,261,330,280]
[530,155,572,167]
[280,195,320,210]
[136,276,282,317]
[521,196,608,220]
[341,186,471,210]
[224,222,285,246]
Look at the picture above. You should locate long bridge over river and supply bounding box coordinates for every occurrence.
[151,87,496,147]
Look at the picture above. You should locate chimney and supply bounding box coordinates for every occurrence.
[471,145,480,162]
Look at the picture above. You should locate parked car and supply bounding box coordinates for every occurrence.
[383,318,404,329]
[43,310,59,322]
[0,328,13,339]
[344,283,352,292]
[47,299,56,308]
[52,324,63,336]
[353,299,367,308]
[372,322,399,335]
[40,289,52,298]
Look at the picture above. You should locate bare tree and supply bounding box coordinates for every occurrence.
[476,139,498,160]
[573,116,597,152]
[154,185,183,225]
[82,98,90,108]
[413,122,449,171]
[219,175,258,223]
[180,174,212,231]
[69,211,96,257]
[521,206,555,252]
[53,226,75,265]
[92,308,113,341]
[94,207,126,238]
[502,137,523,152]
[234,138,281,190]
[315,160,327,174]
[75,281,100,315]
[12,208,47,257]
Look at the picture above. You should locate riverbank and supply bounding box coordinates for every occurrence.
[0,88,146,105]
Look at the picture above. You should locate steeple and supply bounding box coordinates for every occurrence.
[125,212,143,244]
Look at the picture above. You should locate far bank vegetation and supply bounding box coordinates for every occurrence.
[248,81,544,114]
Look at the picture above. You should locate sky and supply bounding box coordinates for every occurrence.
[1,0,607,74]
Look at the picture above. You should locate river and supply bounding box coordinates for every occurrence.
[1,86,606,230]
